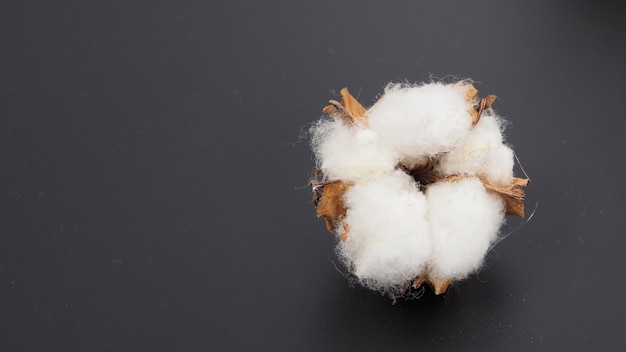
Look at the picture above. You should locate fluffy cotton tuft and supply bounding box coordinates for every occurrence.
[367,83,473,167]
[338,171,431,289]
[310,81,524,296]
[425,178,505,280]
[311,119,397,182]
[437,111,514,185]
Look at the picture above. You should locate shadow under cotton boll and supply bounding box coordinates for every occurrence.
[312,269,515,351]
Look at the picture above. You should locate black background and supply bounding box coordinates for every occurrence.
[2,1,626,351]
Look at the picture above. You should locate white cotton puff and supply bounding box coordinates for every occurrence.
[425,178,505,280]
[338,171,431,289]
[367,83,473,167]
[481,143,515,184]
[437,111,514,185]
[310,119,397,182]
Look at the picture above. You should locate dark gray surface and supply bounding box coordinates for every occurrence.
[2,1,625,350]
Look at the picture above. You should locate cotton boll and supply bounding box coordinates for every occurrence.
[310,81,527,296]
[367,83,473,166]
[425,178,505,280]
[437,111,514,184]
[338,171,432,288]
[310,119,397,181]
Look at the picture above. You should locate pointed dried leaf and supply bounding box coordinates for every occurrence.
[412,275,427,289]
[429,175,529,218]
[322,88,369,127]
[456,83,497,125]
[429,277,452,295]
[474,94,497,124]
[321,102,338,116]
[340,88,367,124]
[314,181,349,231]
[412,272,452,295]
[482,177,529,217]
[484,94,497,109]
[459,82,478,104]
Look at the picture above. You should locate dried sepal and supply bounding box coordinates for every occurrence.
[412,272,452,295]
[459,82,478,103]
[430,174,529,218]
[429,277,452,295]
[457,82,496,125]
[394,167,528,295]
[475,94,497,124]
[322,87,369,127]
[482,177,529,217]
[312,181,350,231]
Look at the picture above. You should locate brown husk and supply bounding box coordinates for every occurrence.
[413,273,452,295]
[322,88,369,127]
[313,181,350,232]
[458,82,497,125]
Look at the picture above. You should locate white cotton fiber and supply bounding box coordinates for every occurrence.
[310,80,523,296]
[367,83,473,167]
[437,111,514,185]
[338,171,431,288]
[311,119,397,182]
[425,178,505,280]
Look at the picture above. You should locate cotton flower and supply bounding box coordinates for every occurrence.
[310,82,528,297]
